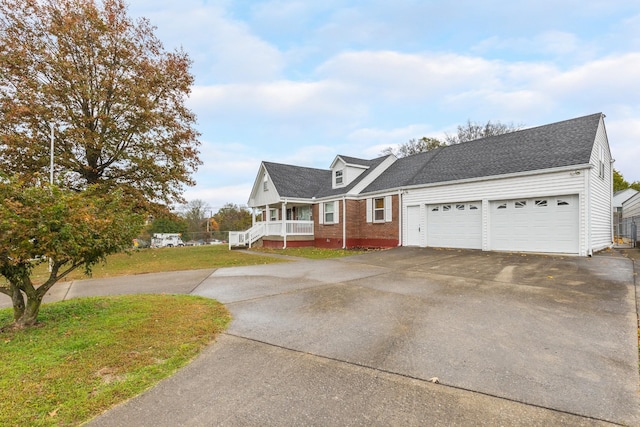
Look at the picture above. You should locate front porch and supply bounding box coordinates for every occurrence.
[228,220,314,249]
[229,201,316,249]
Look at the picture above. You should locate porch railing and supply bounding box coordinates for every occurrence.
[228,222,265,249]
[228,220,313,248]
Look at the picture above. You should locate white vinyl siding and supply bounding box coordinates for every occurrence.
[623,193,640,218]
[588,118,613,252]
[330,157,367,189]
[250,167,281,207]
[402,169,589,255]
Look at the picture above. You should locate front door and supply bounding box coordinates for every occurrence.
[406,205,421,246]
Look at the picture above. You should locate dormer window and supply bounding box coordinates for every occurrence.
[335,169,344,186]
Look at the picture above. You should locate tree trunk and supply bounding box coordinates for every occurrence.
[13,294,43,328]
[11,289,25,321]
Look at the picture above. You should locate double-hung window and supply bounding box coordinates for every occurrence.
[598,146,605,179]
[335,170,344,186]
[324,202,334,223]
[374,197,385,222]
[367,196,392,223]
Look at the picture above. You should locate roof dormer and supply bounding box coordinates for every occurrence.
[330,155,369,189]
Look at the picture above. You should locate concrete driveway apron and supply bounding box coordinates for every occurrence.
[88,248,639,426]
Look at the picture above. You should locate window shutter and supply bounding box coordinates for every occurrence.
[318,203,324,225]
[366,198,372,223]
[334,201,339,224]
[385,196,392,222]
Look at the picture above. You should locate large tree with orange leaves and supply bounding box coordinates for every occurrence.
[0,0,201,206]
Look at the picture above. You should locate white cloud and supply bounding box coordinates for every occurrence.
[317,51,500,100]
[183,183,253,212]
[188,80,366,124]
[606,116,640,182]
[544,53,640,101]
[473,31,585,57]
[131,2,284,83]
[196,140,261,179]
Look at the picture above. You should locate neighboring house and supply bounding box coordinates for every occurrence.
[613,188,638,238]
[620,192,640,244]
[613,188,638,213]
[622,192,640,218]
[232,113,613,256]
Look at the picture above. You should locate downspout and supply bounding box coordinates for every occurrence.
[585,170,592,256]
[342,196,347,249]
[398,190,403,246]
[282,201,287,249]
[610,158,615,247]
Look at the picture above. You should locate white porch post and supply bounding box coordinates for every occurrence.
[282,201,287,249]
[252,208,256,227]
[266,205,270,226]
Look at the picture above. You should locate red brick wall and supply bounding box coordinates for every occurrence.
[262,239,314,249]
[313,203,344,248]
[313,196,400,249]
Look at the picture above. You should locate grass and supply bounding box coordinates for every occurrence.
[249,246,372,259]
[0,294,230,426]
[9,244,288,286]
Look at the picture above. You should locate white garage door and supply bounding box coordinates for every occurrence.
[490,195,579,254]
[426,201,482,249]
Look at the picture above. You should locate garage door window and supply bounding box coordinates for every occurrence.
[431,206,439,212]
[557,199,570,206]
[497,203,507,209]
[535,200,547,207]
[470,204,479,210]
[515,201,526,208]
[456,204,465,210]
[443,205,451,211]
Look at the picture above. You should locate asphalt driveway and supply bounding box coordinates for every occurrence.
[10,247,638,425]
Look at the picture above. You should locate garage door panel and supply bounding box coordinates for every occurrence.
[490,195,578,254]
[427,201,482,249]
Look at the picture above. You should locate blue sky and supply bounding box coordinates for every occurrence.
[127,0,640,211]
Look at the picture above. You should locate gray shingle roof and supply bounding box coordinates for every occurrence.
[263,162,329,198]
[364,113,602,193]
[263,155,388,199]
[261,113,603,200]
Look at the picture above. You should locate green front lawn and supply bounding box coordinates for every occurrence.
[3,244,288,286]
[0,295,230,426]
